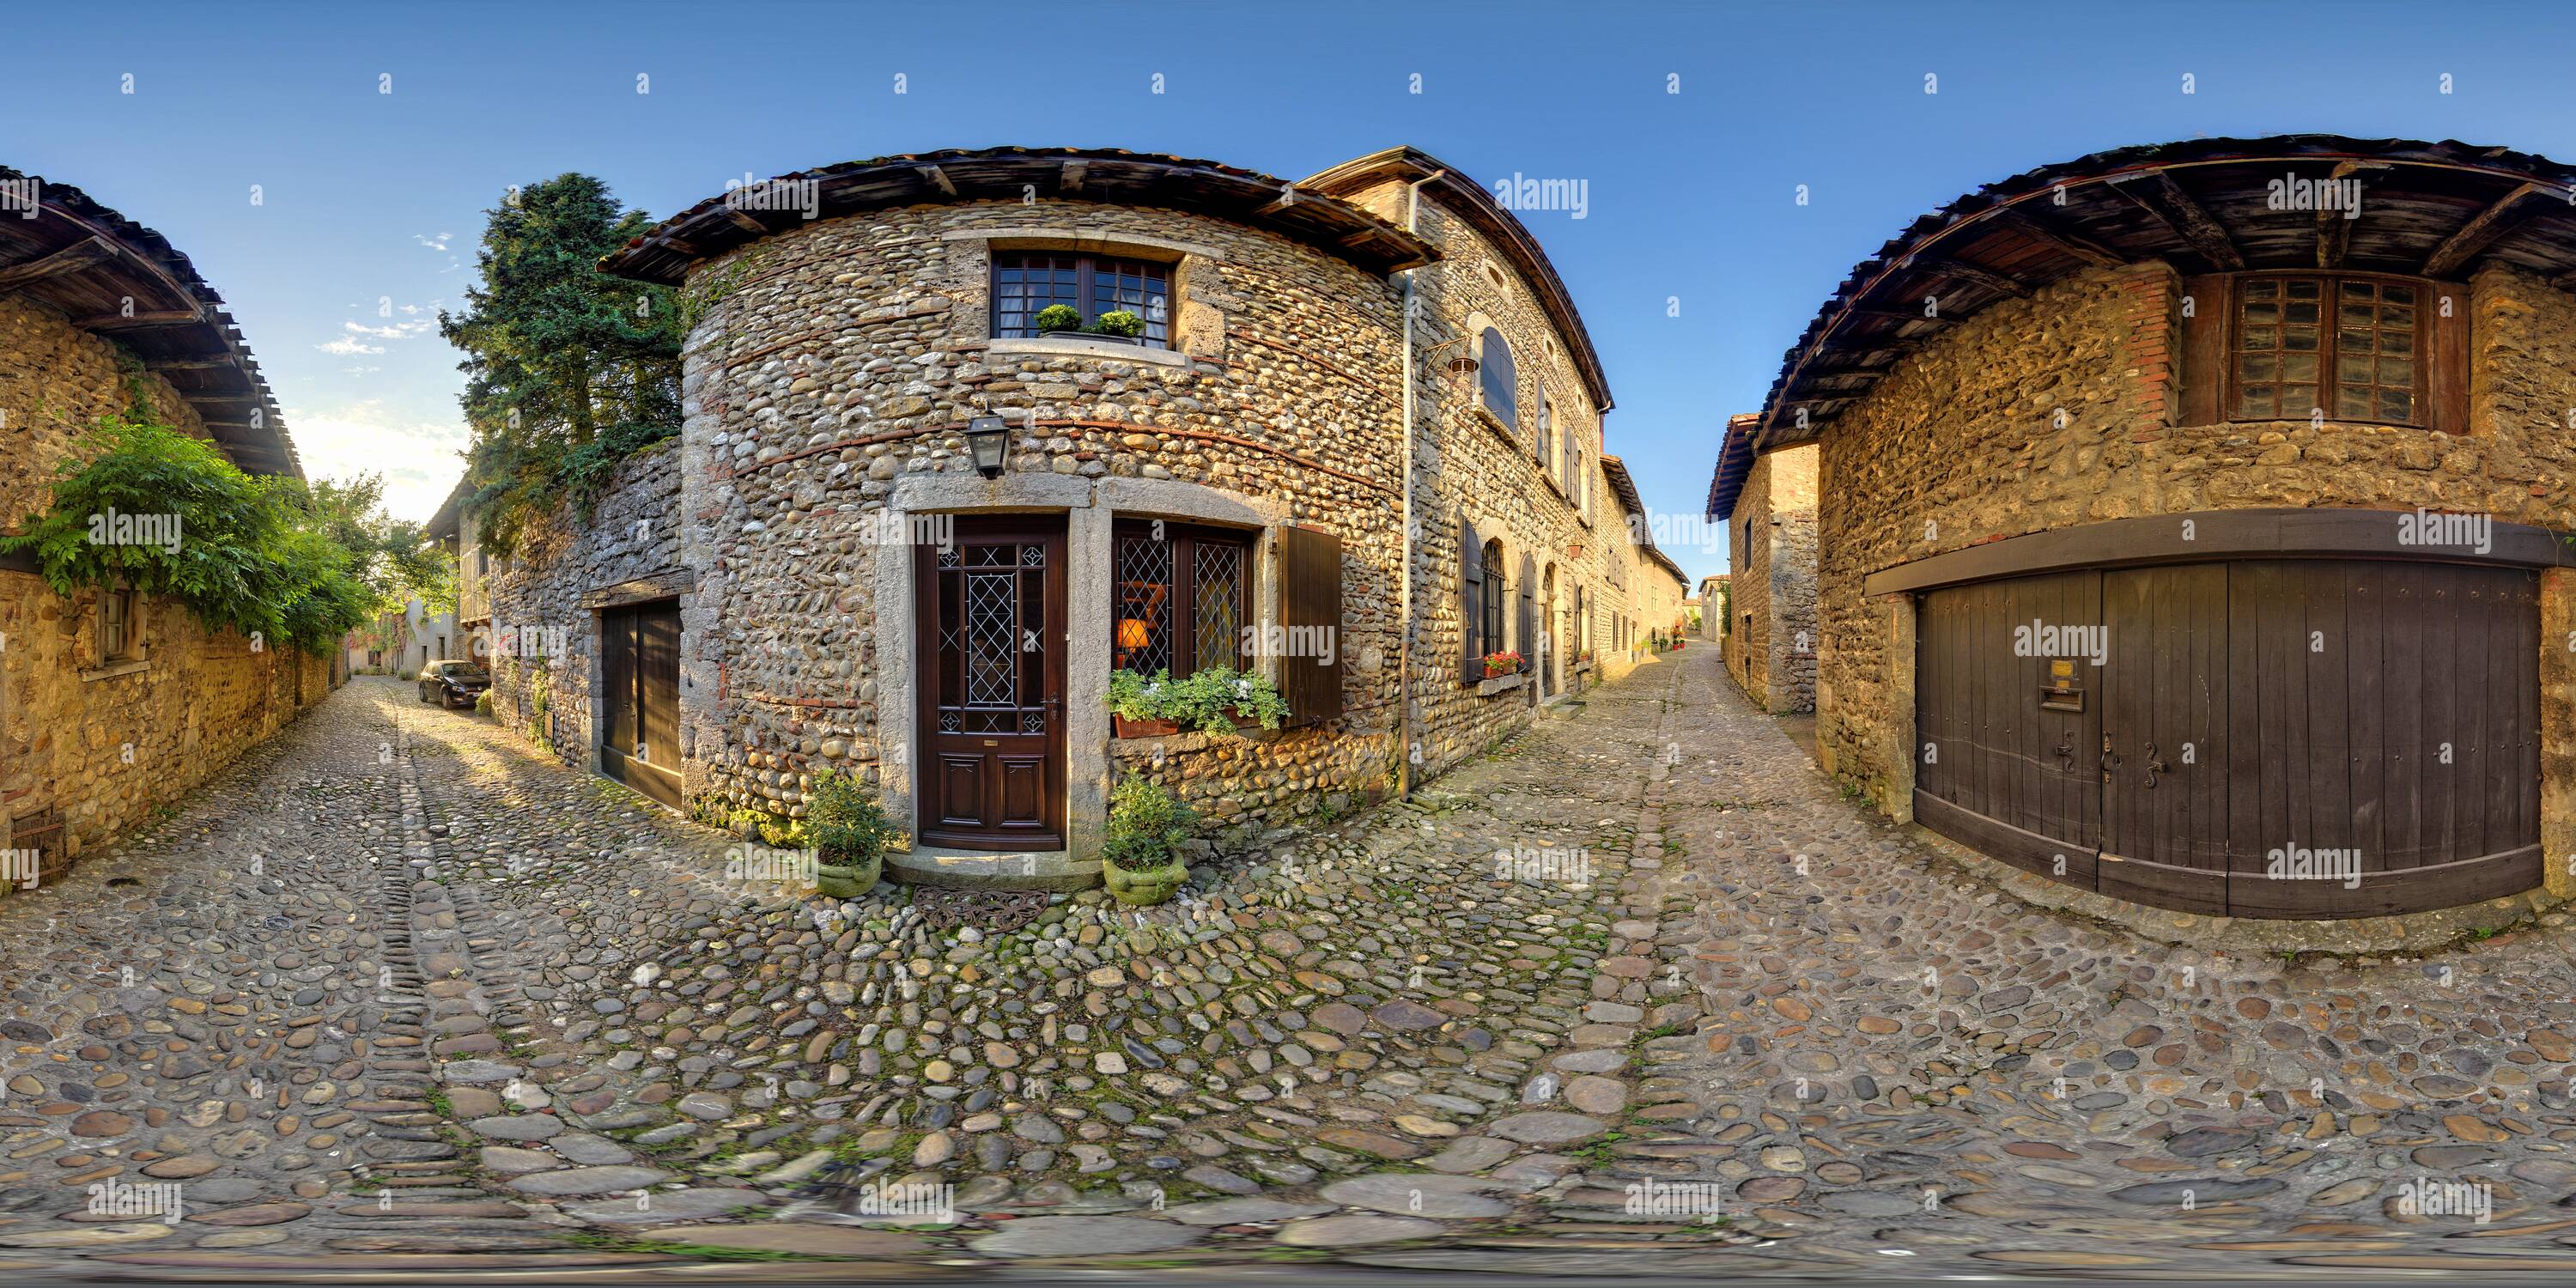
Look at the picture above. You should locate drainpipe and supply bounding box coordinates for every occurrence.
[1396,167,1445,799]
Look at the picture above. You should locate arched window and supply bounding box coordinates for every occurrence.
[1478,327,1517,427]
[1482,538,1507,658]
[1536,398,1552,471]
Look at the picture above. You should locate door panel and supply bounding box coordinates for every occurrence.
[916,518,1067,849]
[598,601,682,809]
[2099,564,2228,914]
[1914,569,2100,885]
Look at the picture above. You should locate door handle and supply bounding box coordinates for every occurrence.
[2054,734,2075,775]
[2099,733,2119,784]
[2143,742,2171,789]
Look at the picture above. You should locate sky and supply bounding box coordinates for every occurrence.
[8,0,2576,584]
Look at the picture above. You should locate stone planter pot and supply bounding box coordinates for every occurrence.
[814,853,882,898]
[1113,714,1182,738]
[1104,857,1188,906]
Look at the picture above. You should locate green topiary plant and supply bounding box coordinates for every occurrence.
[1090,309,1145,338]
[1103,775,1195,906]
[808,769,899,862]
[1034,304,1083,334]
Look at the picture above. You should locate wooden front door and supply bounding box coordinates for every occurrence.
[915,517,1066,850]
[600,598,683,809]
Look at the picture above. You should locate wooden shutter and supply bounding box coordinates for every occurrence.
[1459,516,1483,684]
[1279,526,1342,726]
[2178,273,2227,428]
[1517,551,1537,666]
[2429,277,2470,436]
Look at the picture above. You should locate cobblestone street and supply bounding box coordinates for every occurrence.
[4,653,2576,1278]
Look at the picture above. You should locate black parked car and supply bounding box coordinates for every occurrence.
[417,660,490,708]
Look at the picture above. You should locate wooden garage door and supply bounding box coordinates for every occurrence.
[1917,560,2539,919]
[601,599,683,810]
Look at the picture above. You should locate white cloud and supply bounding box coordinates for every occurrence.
[280,398,470,522]
[319,335,385,355]
[346,319,434,341]
[416,232,452,252]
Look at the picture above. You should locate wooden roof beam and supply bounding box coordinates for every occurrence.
[76,307,202,331]
[141,355,240,372]
[2109,171,2244,270]
[720,207,768,235]
[1846,305,1953,325]
[0,235,119,292]
[1919,258,2031,300]
[914,164,957,197]
[2423,181,2556,278]
[2316,161,2391,270]
[1990,209,2123,268]
[1059,160,1087,192]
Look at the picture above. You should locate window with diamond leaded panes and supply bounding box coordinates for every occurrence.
[1112,520,1250,680]
[992,252,1173,348]
[2230,275,2423,427]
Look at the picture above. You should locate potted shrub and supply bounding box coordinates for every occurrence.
[1034,304,1083,336]
[806,769,900,897]
[1084,309,1148,344]
[1481,650,1524,678]
[1102,775,1194,906]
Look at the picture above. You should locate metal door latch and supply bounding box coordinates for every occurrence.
[2143,742,2171,789]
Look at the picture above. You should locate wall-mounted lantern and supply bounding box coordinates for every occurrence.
[965,416,1010,479]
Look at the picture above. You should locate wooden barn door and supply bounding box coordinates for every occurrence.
[2097,565,2230,912]
[1919,558,2540,918]
[2218,560,2539,916]
[600,599,683,809]
[915,516,1067,850]
[1913,570,2103,884]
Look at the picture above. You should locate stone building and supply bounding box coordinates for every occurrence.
[1696,574,1726,641]
[0,167,323,878]
[1752,134,2576,921]
[1708,412,1819,713]
[458,145,1680,888]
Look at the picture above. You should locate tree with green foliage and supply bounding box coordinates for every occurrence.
[0,417,378,657]
[440,173,683,554]
[283,473,452,615]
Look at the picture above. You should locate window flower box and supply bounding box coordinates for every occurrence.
[1481,650,1525,678]
[1113,714,1183,738]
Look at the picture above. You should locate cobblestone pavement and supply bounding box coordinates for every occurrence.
[4,657,2576,1279]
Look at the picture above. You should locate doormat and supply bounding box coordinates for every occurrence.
[909,886,1049,934]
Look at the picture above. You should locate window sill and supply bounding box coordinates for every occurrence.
[1472,404,1522,447]
[1473,671,1527,696]
[82,659,149,682]
[987,336,1192,368]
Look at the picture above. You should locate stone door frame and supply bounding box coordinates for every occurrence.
[878,472,1290,864]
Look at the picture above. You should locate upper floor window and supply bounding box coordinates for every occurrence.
[1478,327,1517,427]
[993,252,1173,349]
[1481,538,1508,653]
[1535,398,1552,473]
[2231,274,2421,426]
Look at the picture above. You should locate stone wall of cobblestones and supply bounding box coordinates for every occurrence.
[671,198,1409,836]
[1324,180,1637,769]
[0,293,327,866]
[1818,259,2576,821]
[477,440,685,778]
[1725,444,1817,714]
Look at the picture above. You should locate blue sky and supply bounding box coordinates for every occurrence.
[7,0,2573,583]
